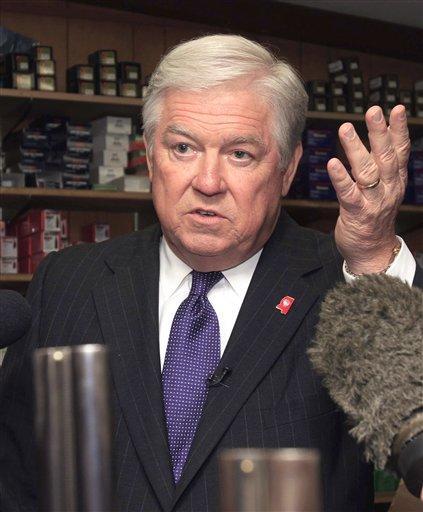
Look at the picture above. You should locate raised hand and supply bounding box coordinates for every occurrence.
[327,105,410,275]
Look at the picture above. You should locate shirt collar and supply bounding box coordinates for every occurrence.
[159,235,262,301]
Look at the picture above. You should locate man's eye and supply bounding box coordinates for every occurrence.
[175,143,191,154]
[233,150,251,160]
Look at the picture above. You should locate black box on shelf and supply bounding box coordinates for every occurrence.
[327,82,344,97]
[88,49,117,66]
[31,45,53,61]
[68,80,95,95]
[346,84,365,100]
[369,74,398,91]
[5,53,32,73]
[36,76,56,92]
[118,81,140,98]
[330,97,347,113]
[328,57,359,75]
[369,89,398,104]
[331,72,349,85]
[67,65,94,82]
[117,62,141,82]
[347,99,365,114]
[399,90,412,105]
[306,80,327,96]
[308,95,327,112]
[11,72,35,90]
[96,81,117,96]
[349,71,363,86]
[95,64,117,82]
[35,60,55,76]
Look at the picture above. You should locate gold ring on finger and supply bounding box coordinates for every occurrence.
[356,177,380,190]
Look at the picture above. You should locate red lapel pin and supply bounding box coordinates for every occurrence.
[276,296,295,315]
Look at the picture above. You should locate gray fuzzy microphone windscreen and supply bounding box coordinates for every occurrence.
[308,274,422,469]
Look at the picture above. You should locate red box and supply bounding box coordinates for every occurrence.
[30,232,61,254]
[81,223,110,243]
[18,256,33,274]
[0,220,5,237]
[18,236,32,257]
[0,237,18,258]
[16,209,61,237]
[31,252,49,272]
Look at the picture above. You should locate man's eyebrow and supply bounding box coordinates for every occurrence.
[162,124,198,142]
[163,125,266,150]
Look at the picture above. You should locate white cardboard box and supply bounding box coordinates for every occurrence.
[92,150,128,168]
[0,237,18,258]
[0,257,18,274]
[108,175,150,192]
[93,134,130,151]
[90,166,125,184]
[91,116,132,135]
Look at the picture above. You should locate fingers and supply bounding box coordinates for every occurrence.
[338,123,380,187]
[326,158,358,207]
[388,105,411,176]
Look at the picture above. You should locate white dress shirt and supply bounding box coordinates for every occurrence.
[159,235,416,370]
[159,237,261,369]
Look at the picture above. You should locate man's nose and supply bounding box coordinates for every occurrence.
[192,153,225,196]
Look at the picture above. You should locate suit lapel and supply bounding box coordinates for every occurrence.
[172,213,324,506]
[92,225,175,511]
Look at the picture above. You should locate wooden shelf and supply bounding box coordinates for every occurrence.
[307,110,423,126]
[0,187,154,213]
[0,273,32,283]
[0,88,144,133]
[1,89,422,128]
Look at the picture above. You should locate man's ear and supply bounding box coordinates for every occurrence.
[281,143,303,197]
[143,134,154,181]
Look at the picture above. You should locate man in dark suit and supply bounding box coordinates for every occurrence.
[0,35,417,511]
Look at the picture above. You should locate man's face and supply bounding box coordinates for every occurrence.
[147,83,302,271]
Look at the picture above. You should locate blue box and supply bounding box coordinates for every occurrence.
[304,129,336,149]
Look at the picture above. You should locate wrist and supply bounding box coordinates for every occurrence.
[344,238,401,276]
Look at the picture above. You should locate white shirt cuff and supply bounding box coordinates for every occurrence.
[343,236,416,286]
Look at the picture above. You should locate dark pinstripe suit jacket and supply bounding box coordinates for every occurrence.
[0,212,378,512]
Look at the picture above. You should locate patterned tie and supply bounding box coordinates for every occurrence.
[162,270,223,483]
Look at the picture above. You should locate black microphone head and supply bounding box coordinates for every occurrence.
[308,274,423,469]
[0,290,32,348]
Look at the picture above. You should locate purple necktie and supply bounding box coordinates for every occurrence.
[162,270,223,483]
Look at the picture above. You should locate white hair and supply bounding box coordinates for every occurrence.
[142,34,308,169]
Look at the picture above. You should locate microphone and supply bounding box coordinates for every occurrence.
[308,274,423,498]
[0,290,32,348]
[208,366,231,387]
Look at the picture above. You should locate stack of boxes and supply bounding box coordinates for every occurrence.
[303,128,337,201]
[0,219,18,274]
[32,45,56,92]
[328,57,365,114]
[90,115,130,189]
[3,116,92,189]
[67,50,142,98]
[1,45,55,91]
[414,80,423,117]
[407,137,423,205]
[368,74,399,116]
[14,209,63,273]
[67,64,95,95]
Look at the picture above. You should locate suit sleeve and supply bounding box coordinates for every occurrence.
[0,252,59,512]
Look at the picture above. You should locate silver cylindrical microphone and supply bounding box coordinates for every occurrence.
[33,344,113,512]
[268,449,321,512]
[219,449,270,511]
[219,448,322,512]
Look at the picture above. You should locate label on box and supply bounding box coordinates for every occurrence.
[91,165,125,184]
[93,133,129,150]
[92,149,128,167]
[91,116,132,135]
[0,237,18,258]
[0,257,18,274]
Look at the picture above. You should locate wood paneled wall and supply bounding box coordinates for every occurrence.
[2,0,423,92]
